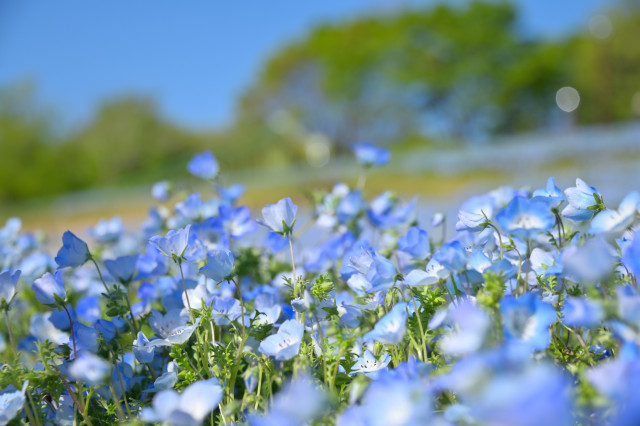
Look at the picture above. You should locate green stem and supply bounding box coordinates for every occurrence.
[90,257,110,293]
[487,223,503,259]
[62,303,77,359]
[178,260,195,322]
[3,310,18,359]
[108,347,132,419]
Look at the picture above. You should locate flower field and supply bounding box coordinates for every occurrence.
[1,144,640,425]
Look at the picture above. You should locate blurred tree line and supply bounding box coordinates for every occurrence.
[1,0,639,202]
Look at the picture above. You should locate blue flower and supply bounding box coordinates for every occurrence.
[363,302,408,344]
[69,353,110,387]
[200,250,234,282]
[351,350,391,379]
[140,379,223,425]
[0,382,28,425]
[622,232,640,278]
[151,180,172,201]
[0,269,20,307]
[440,299,491,356]
[32,271,66,305]
[149,225,191,261]
[433,241,467,273]
[562,178,603,222]
[397,227,430,260]
[55,231,91,269]
[210,296,242,326]
[500,293,556,350]
[560,237,616,283]
[76,296,100,325]
[187,150,219,180]
[87,216,123,243]
[104,255,139,284]
[495,196,555,238]
[133,331,155,364]
[259,319,304,361]
[531,176,566,207]
[367,192,416,229]
[352,142,390,167]
[336,190,365,224]
[590,191,640,235]
[258,197,297,235]
[250,374,328,426]
[562,297,604,328]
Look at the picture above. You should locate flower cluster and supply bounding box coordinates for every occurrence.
[1,147,640,426]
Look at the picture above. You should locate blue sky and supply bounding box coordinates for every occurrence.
[0,0,610,130]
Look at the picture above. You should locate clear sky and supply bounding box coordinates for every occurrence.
[0,0,610,130]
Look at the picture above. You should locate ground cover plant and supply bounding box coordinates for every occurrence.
[1,144,640,425]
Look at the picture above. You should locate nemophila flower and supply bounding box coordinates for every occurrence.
[397,226,430,260]
[150,362,179,392]
[55,231,91,269]
[531,176,566,207]
[200,249,234,282]
[456,210,488,233]
[141,378,223,425]
[152,180,172,201]
[250,293,282,325]
[218,205,258,239]
[562,178,603,222]
[258,197,297,235]
[305,231,355,274]
[352,142,390,167]
[259,319,304,361]
[367,192,416,229]
[76,296,100,325]
[148,309,198,345]
[336,190,366,224]
[590,191,640,235]
[622,232,640,278]
[562,297,604,328]
[433,241,467,272]
[347,249,397,293]
[586,357,640,425]
[30,312,68,344]
[560,237,616,283]
[136,244,168,280]
[340,376,433,426]
[469,364,572,426]
[87,216,123,243]
[440,299,491,356]
[133,331,155,363]
[251,374,328,426]
[187,150,219,180]
[104,254,138,284]
[495,196,554,238]
[0,381,28,425]
[0,269,20,308]
[500,293,556,350]
[69,353,110,387]
[363,302,407,344]
[149,224,191,261]
[351,350,391,379]
[432,212,445,227]
[72,323,100,354]
[529,248,562,277]
[210,296,242,325]
[95,319,117,342]
[217,183,245,205]
[32,271,66,305]
[404,258,450,286]
[48,306,75,330]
